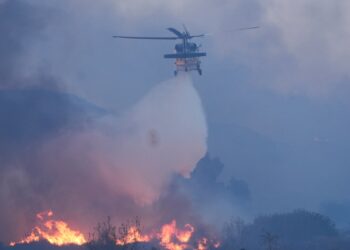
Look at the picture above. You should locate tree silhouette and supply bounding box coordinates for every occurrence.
[87,216,117,250]
[118,217,143,250]
[261,231,279,250]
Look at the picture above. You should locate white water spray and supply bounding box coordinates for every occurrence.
[101,73,208,204]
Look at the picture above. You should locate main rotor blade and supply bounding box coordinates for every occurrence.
[113,35,178,40]
[167,28,184,38]
[189,34,206,38]
[182,24,190,36]
[235,26,260,31]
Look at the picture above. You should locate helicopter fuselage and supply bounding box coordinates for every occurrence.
[164,38,206,76]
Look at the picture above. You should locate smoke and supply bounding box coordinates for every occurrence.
[0,74,208,243]
[48,73,207,205]
[0,0,210,242]
[101,73,208,204]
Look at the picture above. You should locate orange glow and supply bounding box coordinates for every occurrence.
[9,211,86,246]
[11,213,219,250]
[157,220,195,250]
[213,241,220,248]
[197,238,207,250]
[116,219,219,250]
[116,226,151,245]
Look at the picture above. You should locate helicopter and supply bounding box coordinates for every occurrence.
[113,25,259,76]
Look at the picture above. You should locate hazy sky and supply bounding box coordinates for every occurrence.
[1,0,350,228]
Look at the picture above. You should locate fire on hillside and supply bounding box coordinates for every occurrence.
[9,211,220,250]
[9,211,86,246]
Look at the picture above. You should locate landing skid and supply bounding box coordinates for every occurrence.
[174,69,202,76]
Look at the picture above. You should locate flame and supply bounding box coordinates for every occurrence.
[116,219,219,250]
[158,220,195,250]
[10,210,86,246]
[213,241,221,248]
[197,238,208,250]
[11,213,219,250]
[116,226,151,245]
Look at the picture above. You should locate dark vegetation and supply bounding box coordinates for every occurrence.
[179,154,251,205]
[87,217,148,250]
[0,241,84,250]
[221,210,350,250]
[87,217,117,250]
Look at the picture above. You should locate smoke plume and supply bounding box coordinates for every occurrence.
[0,74,208,243]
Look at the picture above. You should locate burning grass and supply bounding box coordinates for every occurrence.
[9,211,87,247]
[9,211,220,250]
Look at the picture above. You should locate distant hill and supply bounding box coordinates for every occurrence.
[0,88,106,159]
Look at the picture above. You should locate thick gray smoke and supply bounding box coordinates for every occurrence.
[0,74,208,243]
